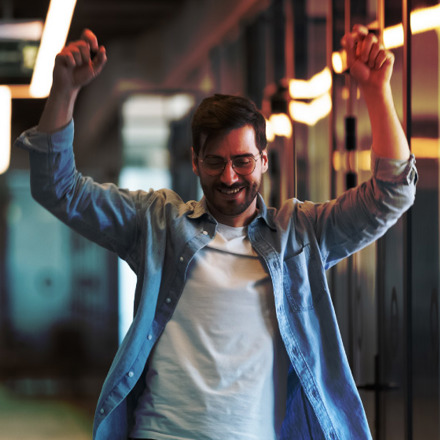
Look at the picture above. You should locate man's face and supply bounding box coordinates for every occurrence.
[192,125,268,227]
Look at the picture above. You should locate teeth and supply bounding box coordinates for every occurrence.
[220,187,241,194]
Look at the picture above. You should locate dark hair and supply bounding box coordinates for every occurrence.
[191,94,267,156]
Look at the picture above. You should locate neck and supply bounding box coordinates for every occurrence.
[206,199,258,227]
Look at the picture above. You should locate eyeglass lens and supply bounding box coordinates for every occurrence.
[201,156,259,175]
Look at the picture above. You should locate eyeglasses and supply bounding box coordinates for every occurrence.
[197,154,262,176]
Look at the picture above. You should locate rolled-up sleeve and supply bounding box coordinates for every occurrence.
[15,120,74,154]
[299,152,417,269]
[371,151,418,186]
[14,121,143,266]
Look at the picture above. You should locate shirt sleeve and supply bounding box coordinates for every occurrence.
[15,120,75,154]
[298,152,417,269]
[371,150,418,185]
[14,120,146,270]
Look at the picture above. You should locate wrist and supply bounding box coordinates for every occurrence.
[360,82,393,107]
[49,81,80,103]
[37,86,79,133]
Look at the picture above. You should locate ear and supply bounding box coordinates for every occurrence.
[261,150,269,174]
[191,147,200,176]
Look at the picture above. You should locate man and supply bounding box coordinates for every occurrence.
[15,24,416,440]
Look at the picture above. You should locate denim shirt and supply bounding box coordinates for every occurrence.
[16,120,417,440]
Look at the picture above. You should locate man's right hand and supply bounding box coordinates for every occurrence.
[38,30,107,133]
[52,29,107,94]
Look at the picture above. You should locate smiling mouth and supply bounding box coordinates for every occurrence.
[218,186,244,195]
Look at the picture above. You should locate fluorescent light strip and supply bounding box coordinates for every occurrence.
[265,118,276,142]
[289,93,332,126]
[30,0,77,98]
[0,20,44,40]
[0,87,12,175]
[7,85,32,99]
[289,67,332,99]
[384,4,440,49]
[268,113,293,138]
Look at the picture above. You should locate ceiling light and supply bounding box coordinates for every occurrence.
[268,113,293,138]
[289,67,332,99]
[0,86,12,175]
[289,93,332,126]
[0,20,43,40]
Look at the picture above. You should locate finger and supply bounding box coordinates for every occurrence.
[380,52,394,71]
[77,40,92,64]
[350,59,370,82]
[92,46,107,74]
[368,42,381,68]
[350,25,370,58]
[341,33,356,67]
[359,33,378,63]
[375,50,393,70]
[80,28,99,52]
[69,46,84,66]
[352,24,369,37]
[61,44,84,67]
[55,52,76,69]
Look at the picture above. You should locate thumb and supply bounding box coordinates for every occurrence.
[350,59,370,82]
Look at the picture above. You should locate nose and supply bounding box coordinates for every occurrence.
[219,160,239,185]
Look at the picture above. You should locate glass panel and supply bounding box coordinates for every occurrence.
[411,28,440,440]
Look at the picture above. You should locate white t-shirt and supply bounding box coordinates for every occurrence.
[131,223,288,440]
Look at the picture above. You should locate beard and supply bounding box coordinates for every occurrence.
[200,179,261,220]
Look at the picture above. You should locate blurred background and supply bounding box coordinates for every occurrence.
[0,0,439,438]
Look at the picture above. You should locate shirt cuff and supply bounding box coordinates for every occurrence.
[14,119,74,153]
[371,151,417,185]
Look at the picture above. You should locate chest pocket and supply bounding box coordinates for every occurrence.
[283,244,326,311]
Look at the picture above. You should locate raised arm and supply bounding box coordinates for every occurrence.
[341,24,410,160]
[15,31,147,267]
[38,29,107,133]
[291,26,416,268]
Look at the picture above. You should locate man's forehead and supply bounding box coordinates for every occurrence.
[200,126,258,156]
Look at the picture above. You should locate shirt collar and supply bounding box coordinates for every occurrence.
[187,197,210,220]
[186,193,277,231]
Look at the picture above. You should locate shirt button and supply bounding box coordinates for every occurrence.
[128,371,134,378]
[147,334,153,340]
[202,230,208,235]
[166,298,171,304]
[179,256,184,262]
[100,408,105,415]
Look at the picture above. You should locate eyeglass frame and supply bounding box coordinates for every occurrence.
[196,153,264,176]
